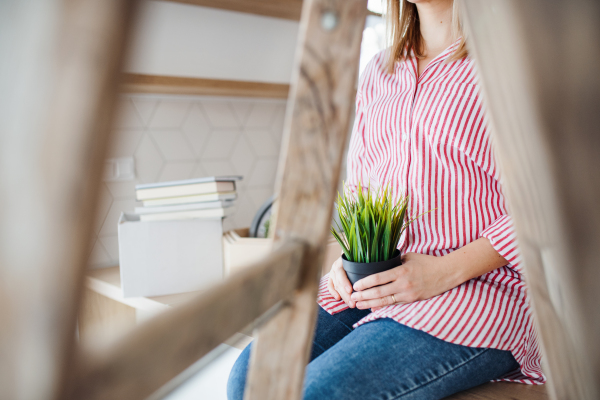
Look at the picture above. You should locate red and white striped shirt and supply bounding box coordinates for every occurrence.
[317,40,545,384]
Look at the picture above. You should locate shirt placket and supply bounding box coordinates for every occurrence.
[404,53,447,252]
[402,62,420,252]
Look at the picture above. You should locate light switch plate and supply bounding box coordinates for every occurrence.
[104,157,135,181]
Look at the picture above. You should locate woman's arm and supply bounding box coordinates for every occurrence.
[350,237,508,310]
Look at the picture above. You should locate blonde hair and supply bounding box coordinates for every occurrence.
[385,0,467,74]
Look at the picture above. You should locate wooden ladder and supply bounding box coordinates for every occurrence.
[0,0,598,399]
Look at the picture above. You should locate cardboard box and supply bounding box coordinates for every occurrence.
[222,228,272,276]
[118,213,223,298]
[222,228,342,278]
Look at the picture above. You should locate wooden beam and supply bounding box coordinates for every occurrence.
[164,0,304,20]
[462,1,600,399]
[121,73,290,99]
[0,0,135,399]
[165,0,381,20]
[245,1,367,399]
[67,240,305,400]
[444,382,548,400]
[78,289,137,349]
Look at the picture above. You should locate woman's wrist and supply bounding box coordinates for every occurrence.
[433,252,467,292]
[439,238,508,288]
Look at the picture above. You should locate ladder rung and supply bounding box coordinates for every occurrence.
[68,240,306,400]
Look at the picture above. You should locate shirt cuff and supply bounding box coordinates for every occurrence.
[480,215,523,274]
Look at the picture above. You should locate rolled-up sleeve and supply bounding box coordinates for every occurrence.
[480,215,523,274]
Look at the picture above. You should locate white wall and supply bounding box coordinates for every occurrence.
[89,3,300,267]
[126,1,299,83]
[90,2,370,268]
[89,94,286,268]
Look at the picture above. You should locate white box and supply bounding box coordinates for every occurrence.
[118,213,223,298]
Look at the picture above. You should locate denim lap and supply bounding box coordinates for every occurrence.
[228,307,519,400]
[227,307,369,400]
[304,318,518,400]
[310,306,371,359]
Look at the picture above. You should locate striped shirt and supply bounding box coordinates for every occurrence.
[317,40,545,384]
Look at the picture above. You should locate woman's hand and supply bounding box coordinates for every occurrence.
[327,256,356,308]
[350,252,459,311]
[348,238,509,311]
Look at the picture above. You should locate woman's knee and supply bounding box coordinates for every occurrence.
[227,343,252,400]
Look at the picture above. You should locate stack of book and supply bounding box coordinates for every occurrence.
[134,176,241,222]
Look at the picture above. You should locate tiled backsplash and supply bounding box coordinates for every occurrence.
[89,94,287,268]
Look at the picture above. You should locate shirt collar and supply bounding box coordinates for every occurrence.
[432,36,463,64]
[406,36,463,80]
[407,36,462,61]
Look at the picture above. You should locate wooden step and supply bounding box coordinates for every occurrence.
[444,382,548,400]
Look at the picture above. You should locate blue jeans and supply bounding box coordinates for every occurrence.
[228,306,519,400]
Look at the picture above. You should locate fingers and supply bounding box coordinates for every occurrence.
[327,275,341,301]
[334,269,355,308]
[355,294,400,310]
[335,263,353,295]
[327,257,343,302]
[353,268,397,292]
[332,262,355,308]
[350,282,395,302]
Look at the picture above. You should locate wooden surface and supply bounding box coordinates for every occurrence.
[69,240,305,400]
[86,266,197,313]
[223,231,274,276]
[164,0,304,20]
[78,289,137,349]
[223,229,341,277]
[245,1,367,399]
[164,0,381,20]
[84,267,252,350]
[444,382,548,400]
[462,1,600,399]
[121,73,290,98]
[0,0,135,399]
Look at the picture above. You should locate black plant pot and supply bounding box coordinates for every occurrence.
[342,250,402,287]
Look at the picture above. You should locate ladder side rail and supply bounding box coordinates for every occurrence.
[245,1,368,399]
[0,1,136,399]
[462,1,600,399]
[68,240,305,400]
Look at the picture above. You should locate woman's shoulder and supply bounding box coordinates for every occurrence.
[362,49,395,78]
[359,49,399,90]
[366,49,388,68]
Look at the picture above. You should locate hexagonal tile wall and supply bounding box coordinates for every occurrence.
[183,105,212,157]
[158,162,196,183]
[230,136,256,176]
[131,98,158,126]
[88,94,288,268]
[150,130,196,161]
[202,130,240,160]
[245,129,279,157]
[200,102,241,128]
[148,100,191,129]
[134,135,164,184]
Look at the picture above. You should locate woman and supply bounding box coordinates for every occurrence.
[228,0,545,398]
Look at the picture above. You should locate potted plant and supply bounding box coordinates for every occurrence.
[330,182,421,287]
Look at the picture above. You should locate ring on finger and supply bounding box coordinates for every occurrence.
[391,294,397,304]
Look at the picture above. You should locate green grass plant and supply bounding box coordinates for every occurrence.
[331,182,421,263]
